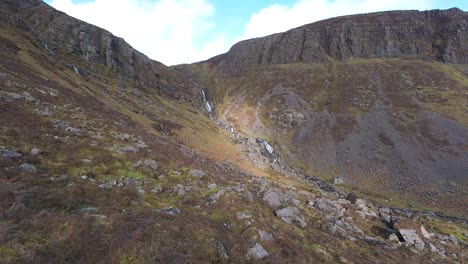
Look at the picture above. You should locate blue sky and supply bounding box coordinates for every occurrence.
[44,0,468,65]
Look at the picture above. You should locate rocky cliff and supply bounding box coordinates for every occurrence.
[208,8,467,74]
[0,0,199,100]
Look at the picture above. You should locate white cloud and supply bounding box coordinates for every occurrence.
[242,0,435,40]
[49,0,230,65]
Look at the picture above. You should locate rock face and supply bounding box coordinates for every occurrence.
[0,0,199,101]
[207,8,468,74]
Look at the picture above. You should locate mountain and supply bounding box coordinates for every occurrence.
[0,1,467,263]
[179,8,468,217]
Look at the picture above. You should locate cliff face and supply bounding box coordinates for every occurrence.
[209,8,468,74]
[0,0,198,100]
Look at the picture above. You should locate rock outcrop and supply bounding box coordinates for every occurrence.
[207,8,468,74]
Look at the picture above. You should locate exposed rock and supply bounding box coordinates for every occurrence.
[172,184,186,196]
[275,206,307,228]
[247,242,269,260]
[150,185,163,194]
[211,239,229,261]
[19,163,37,173]
[399,229,425,250]
[188,169,205,179]
[0,148,22,159]
[212,9,468,74]
[236,211,253,219]
[420,225,433,239]
[208,190,224,203]
[262,190,286,209]
[79,207,98,214]
[30,148,41,156]
[388,233,400,243]
[133,159,158,171]
[313,198,345,219]
[207,183,217,189]
[154,207,180,216]
[258,230,274,242]
[333,177,344,185]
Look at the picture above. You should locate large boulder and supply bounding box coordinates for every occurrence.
[312,198,345,219]
[275,206,307,228]
[399,229,425,250]
[262,190,286,209]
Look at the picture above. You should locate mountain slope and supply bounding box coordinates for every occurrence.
[178,9,468,216]
[0,1,467,263]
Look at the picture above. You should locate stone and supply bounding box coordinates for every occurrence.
[19,163,36,173]
[258,230,274,242]
[208,190,224,203]
[313,198,345,219]
[79,207,98,213]
[420,225,432,239]
[399,229,425,250]
[0,148,22,159]
[172,184,186,196]
[333,177,344,185]
[207,183,217,189]
[30,148,41,156]
[236,211,253,219]
[150,185,163,194]
[388,233,400,242]
[275,206,307,228]
[154,207,180,216]
[247,242,269,260]
[188,169,205,179]
[262,190,285,209]
[212,239,229,260]
[134,159,158,171]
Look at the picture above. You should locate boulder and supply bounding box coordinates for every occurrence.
[19,163,37,173]
[188,169,205,179]
[208,190,224,203]
[258,230,274,242]
[399,229,425,250]
[333,177,344,185]
[150,185,163,194]
[247,242,269,260]
[275,206,307,228]
[236,211,253,219]
[0,148,22,159]
[262,190,286,209]
[134,159,158,171]
[154,207,180,216]
[313,198,345,219]
[30,148,41,156]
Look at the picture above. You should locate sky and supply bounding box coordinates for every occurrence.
[44,0,468,66]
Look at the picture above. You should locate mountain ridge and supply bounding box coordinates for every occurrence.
[205,8,467,74]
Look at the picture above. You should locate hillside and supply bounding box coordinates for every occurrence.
[0,1,467,263]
